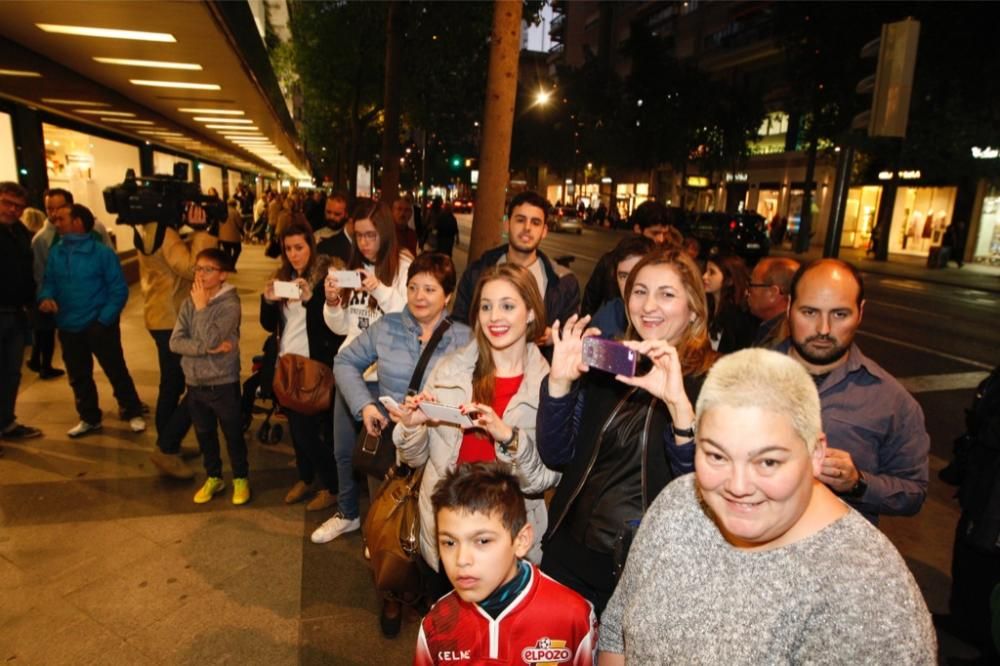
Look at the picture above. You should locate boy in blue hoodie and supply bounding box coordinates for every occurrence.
[169,248,247,505]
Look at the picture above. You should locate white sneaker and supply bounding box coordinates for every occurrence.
[129,416,146,433]
[311,512,360,544]
[67,421,102,438]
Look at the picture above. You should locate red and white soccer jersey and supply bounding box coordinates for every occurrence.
[414,565,596,666]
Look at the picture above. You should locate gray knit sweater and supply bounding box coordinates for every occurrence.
[599,474,936,664]
[169,284,241,386]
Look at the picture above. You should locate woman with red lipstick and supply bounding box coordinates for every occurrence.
[389,264,559,600]
[536,247,716,615]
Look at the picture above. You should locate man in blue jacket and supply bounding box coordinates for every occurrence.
[38,204,146,438]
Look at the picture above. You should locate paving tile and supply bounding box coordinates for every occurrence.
[63,549,217,638]
[300,612,420,666]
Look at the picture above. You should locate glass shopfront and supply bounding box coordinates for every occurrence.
[888,186,957,256]
[1,111,16,181]
[973,183,1000,265]
[199,163,224,197]
[153,151,192,179]
[43,123,141,251]
[840,186,883,249]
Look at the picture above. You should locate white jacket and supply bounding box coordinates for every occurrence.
[393,340,559,571]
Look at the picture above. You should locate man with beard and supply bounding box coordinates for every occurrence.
[315,191,352,264]
[451,191,579,336]
[781,259,929,524]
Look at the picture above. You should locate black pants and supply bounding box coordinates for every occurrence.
[0,311,27,431]
[949,513,1000,660]
[149,329,191,454]
[188,383,248,478]
[286,406,337,492]
[59,321,142,424]
[29,319,56,369]
[540,527,616,617]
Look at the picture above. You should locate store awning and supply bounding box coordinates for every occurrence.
[0,1,309,180]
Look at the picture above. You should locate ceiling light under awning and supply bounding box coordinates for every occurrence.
[36,24,177,42]
[42,99,109,106]
[178,108,244,115]
[93,57,202,70]
[206,124,258,130]
[130,79,221,90]
[76,110,135,116]
[193,117,253,124]
[102,118,154,125]
[0,69,42,77]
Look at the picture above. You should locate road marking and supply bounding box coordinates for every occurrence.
[856,330,994,370]
[898,371,990,394]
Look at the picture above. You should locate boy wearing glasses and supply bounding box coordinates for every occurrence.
[169,249,249,505]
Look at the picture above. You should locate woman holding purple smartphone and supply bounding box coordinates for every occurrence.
[536,247,717,615]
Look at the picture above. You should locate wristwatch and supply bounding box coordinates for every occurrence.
[497,427,519,455]
[846,471,868,499]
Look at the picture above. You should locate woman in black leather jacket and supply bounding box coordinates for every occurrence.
[536,248,716,614]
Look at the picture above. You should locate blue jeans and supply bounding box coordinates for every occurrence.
[332,381,377,520]
[188,383,248,478]
[0,311,28,431]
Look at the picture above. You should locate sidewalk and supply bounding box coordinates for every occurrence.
[772,244,1000,294]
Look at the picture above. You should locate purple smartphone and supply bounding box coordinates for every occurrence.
[582,337,638,377]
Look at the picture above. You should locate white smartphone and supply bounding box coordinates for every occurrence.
[377,396,401,411]
[418,401,475,427]
[329,269,362,289]
[273,280,302,300]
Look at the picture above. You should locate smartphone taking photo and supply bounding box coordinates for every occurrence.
[582,337,638,377]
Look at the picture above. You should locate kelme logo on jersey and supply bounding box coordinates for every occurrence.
[521,637,571,665]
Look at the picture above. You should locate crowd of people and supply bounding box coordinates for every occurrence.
[2,177,970,663]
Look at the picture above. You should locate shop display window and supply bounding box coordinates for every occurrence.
[841,186,882,249]
[1,112,17,181]
[973,191,1000,265]
[888,186,957,256]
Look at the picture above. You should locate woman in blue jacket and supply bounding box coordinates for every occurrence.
[331,252,470,637]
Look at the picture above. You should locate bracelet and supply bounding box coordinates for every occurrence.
[498,427,519,455]
[671,422,696,439]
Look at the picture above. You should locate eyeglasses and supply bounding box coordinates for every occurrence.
[194,266,221,274]
[747,282,773,290]
[355,231,378,242]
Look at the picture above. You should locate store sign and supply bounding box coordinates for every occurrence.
[878,170,922,180]
[972,146,999,159]
[686,176,709,187]
[724,172,748,182]
[471,169,479,185]
[600,177,612,183]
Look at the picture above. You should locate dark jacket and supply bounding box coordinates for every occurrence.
[580,249,617,317]
[710,302,759,354]
[536,371,706,552]
[0,220,35,310]
[260,255,344,366]
[452,244,580,328]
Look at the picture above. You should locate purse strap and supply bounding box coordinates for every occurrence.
[407,317,452,395]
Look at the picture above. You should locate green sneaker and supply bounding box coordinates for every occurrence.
[232,478,251,505]
[194,477,225,504]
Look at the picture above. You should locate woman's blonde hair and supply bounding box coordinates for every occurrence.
[623,247,715,377]
[468,264,546,405]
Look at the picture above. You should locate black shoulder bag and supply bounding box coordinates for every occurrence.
[352,318,453,478]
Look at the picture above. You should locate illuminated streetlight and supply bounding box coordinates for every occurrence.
[535,88,552,106]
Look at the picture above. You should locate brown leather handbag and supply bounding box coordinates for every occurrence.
[362,464,425,595]
[272,353,334,415]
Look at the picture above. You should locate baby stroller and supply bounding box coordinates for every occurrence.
[241,338,285,444]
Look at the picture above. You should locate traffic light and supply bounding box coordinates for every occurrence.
[853,18,920,138]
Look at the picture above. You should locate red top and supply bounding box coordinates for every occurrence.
[456,374,523,465]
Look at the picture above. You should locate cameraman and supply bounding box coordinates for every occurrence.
[137,203,218,479]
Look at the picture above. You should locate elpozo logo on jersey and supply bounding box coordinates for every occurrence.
[521,637,572,665]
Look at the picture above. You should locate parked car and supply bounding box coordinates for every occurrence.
[546,206,583,234]
[688,212,770,263]
[452,198,474,214]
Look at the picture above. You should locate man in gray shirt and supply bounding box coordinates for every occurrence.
[781,259,930,523]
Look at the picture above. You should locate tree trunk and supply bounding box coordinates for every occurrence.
[796,128,818,253]
[469,0,523,264]
[379,1,403,201]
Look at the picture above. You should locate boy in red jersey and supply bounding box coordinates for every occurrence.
[415,462,596,666]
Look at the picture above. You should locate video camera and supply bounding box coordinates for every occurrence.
[103,163,227,228]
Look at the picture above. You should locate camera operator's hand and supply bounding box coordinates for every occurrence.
[263,279,279,303]
[38,299,59,314]
[294,277,312,302]
[185,202,208,229]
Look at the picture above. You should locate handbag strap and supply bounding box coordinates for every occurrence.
[407,317,452,395]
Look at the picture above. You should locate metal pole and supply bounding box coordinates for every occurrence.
[824,145,854,258]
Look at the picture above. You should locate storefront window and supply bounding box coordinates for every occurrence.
[888,186,957,256]
[840,186,882,249]
[0,111,17,181]
[973,187,1000,265]
[43,123,141,251]
[153,151,192,179]
[756,188,781,223]
[199,163,224,197]
[227,169,242,198]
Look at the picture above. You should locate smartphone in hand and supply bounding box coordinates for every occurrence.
[329,270,362,289]
[582,337,638,377]
[272,280,302,300]
[418,401,475,427]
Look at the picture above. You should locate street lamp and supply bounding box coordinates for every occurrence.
[535,88,552,106]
